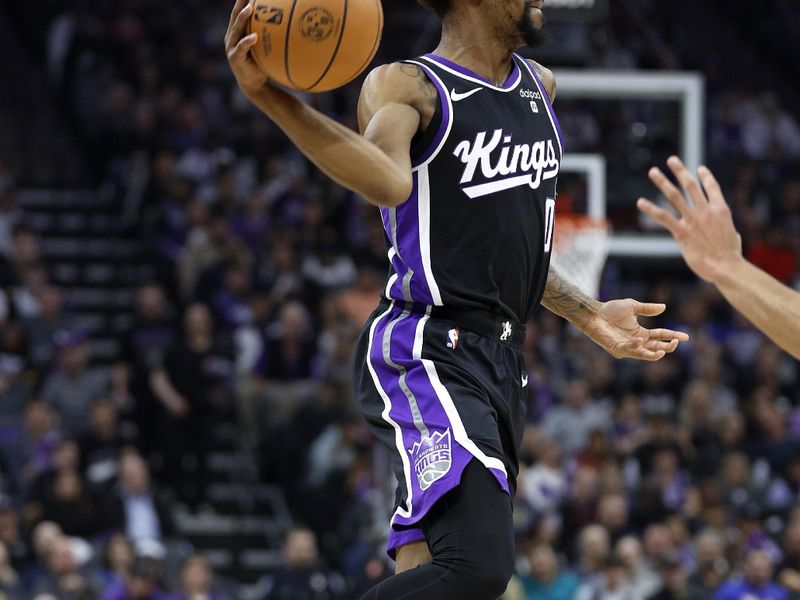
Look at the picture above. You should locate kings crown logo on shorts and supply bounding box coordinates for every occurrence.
[408,429,452,491]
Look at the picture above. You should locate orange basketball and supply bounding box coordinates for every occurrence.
[247,0,383,92]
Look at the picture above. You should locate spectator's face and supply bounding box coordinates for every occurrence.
[0,541,9,569]
[181,557,212,593]
[54,470,83,501]
[605,565,627,590]
[24,401,52,437]
[654,449,678,478]
[136,286,166,320]
[184,304,213,337]
[616,538,641,570]
[120,456,150,494]
[722,454,750,487]
[745,551,773,587]
[564,380,589,409]
[33,522,62,559]
[616,396,641,425]
[784,524,800,556]
[91,401,117,435]
[598,495,628,532]
[107,535,134,573]
[59,343,89,373]
[661,564,687,592]
[0,510,18,544]
[695,533,724,563]
[279,303,308,336]
[540,440,561,468]
[580,527,610,568]
[284,529,318,570]
[225,267,251,295]
[529,546,558,582]
[572,468,599,502]
[37,286,62,320]
[48,538,76,575]
[53,441,79,471]
[644,525,673,559]
[129,577,155,598]
[718,412,744,446]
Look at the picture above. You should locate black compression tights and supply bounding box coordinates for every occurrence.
[360,460,515,600]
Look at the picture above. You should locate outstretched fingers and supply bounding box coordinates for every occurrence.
[667,156,709,209]
[697,165,728,210]
[637,197,680,234]
[648,165,690,218]
[646,327,689,342]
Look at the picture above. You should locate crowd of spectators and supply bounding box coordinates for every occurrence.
[0,0,799,598]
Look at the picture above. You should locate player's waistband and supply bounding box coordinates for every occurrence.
[378,297,526,347]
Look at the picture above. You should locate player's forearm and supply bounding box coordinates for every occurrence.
[246,86,412,207]
[541,267,601,330]
[714,257,800,359]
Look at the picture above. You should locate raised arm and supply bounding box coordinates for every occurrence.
[542,267,688,361]
[225,0,430,207]
[639,156,800,359]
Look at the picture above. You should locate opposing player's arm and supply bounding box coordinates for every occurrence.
[225,0,423,207]
[527,59,556,102]
[639,156,800,359]
[542,267,689,361]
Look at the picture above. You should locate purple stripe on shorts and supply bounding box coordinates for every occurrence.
[370,311,509,558]
[386,527,426,560]
[424,53,521,89]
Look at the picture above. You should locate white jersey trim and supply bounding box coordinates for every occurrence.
[420,55,523,92]
[416,166,443,306]
[517,54,563,158]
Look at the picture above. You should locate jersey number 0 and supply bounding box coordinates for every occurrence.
[544,197,556,252]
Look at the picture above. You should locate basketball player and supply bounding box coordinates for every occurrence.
[225,0,688,597]
[639,156,800,359]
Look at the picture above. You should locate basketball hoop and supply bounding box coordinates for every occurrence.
[550,215,611,299]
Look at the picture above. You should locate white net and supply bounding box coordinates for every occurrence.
[550,216,611,299]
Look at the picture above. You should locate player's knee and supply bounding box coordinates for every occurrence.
[443,535,514,598]
[471,548,514,598]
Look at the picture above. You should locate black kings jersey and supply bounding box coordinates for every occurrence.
[380,53,563,323]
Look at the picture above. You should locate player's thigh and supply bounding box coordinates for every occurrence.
[395,540,432,573]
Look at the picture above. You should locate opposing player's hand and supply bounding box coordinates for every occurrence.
[583,299,689,361]
[225,0,269,96]
[637,156,743,284]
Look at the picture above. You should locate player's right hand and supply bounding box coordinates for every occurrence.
[225,0,269,97]
[637,156,743,284]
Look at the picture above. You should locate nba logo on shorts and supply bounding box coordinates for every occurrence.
[446,328,460,349]
[409,429,452,490]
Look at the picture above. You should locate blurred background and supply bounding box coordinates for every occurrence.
[0,0,799,598]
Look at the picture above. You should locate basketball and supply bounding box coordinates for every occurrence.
[247,0,383,92]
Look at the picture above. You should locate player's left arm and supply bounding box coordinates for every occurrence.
[541,268,689,361]
[526,60,556,102]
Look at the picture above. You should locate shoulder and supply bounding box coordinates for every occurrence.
[524,58,556,102]
[358,62,437,132]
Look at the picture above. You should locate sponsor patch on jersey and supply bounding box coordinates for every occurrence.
[409,429,452,490]
[446,327,460,349]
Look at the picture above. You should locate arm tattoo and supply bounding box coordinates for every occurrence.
[397,63,437,115]
[541,267,600,329]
